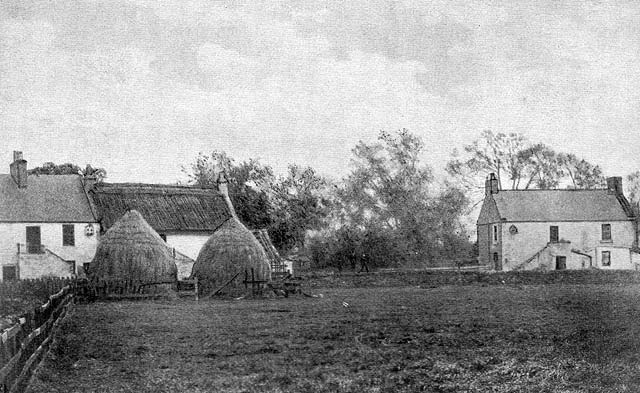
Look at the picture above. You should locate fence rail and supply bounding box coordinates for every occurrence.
[0,285,74,393]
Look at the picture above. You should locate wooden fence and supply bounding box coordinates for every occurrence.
[0,285,74,393]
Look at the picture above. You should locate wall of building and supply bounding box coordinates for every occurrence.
[595,246,633,270]
[477,224,489,266]
[520,242,591,271]
[500,220,635,271]
[0,222,100,279]
[18,251,75,279]
[164,232,213,261]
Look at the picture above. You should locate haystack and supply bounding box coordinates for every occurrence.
[90,210,177,283]
[192,218,272,295]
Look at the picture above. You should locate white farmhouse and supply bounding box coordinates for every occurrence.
[0,152,100,280]
[478,173,639,271]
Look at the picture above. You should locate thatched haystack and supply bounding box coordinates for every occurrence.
[90,210,177,284]
[192,218,272,295]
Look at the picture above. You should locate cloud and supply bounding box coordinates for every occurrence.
[1,0,639,184]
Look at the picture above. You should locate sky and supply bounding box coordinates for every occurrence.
[1,0,639,185]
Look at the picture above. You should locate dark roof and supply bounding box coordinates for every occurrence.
[0,174,97,222]
[481,189,635,223]
[90,183,232,232]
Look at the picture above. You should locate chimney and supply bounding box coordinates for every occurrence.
[9,151,27,188]
[216,171,238,220]
[607,177,623,195]
[485,173,499,196]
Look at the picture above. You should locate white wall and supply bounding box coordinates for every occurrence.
[501,220,635,271]
[0,222,100,279]
[164,232,212,260]
[595,246,633,270]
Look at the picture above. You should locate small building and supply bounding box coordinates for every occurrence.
[0,152,100,280]
[89,178,234,279]
[477,173,639,271]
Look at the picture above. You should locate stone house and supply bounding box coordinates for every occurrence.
[0,152,100,280]
[477,173,639,271]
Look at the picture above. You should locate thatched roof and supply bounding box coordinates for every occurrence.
[192,218,271,293]
[90,183,232,232]
[90,210,177,283]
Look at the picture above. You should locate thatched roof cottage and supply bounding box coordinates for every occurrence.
[89,175,234,278]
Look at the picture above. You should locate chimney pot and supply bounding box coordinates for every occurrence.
[485,173,499,195]
[606,176,623,195]
[10,151,27,188]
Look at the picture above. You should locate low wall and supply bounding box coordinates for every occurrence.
[302,269,640,289]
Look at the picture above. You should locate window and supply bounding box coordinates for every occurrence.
[492,225,498,244]
[602,251,611,266]
[63,225,75,246]
[550,226,559,242]
[2,266,17,281]
[67,260,76,275]
[602,224,612,241]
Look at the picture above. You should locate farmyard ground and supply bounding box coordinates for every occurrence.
[25,283,640,392]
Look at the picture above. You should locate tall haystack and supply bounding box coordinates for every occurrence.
[90,210,177,283]
[192,217,271,294]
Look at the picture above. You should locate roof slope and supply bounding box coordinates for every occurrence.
[0,174,97,222]
[90,183,232,232]
[487,189,634,223]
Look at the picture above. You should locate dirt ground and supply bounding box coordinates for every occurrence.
[25,283,640,392]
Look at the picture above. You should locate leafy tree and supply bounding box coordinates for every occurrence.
[335,129,471,266]
[184,151,275,230]
[184,152,332,252]
[626,171,640,215]
[447,131,606,194]
[28,162,107,181]
[269,164,334,251]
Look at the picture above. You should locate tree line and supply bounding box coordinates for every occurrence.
[30,129,640,271]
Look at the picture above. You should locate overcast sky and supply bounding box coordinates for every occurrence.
[1,0,639,184]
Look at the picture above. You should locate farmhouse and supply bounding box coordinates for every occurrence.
[0,152,100,281]
[478,173,639,271]
[89,174,234,279]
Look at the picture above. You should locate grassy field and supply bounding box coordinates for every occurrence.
[25,282,640,392]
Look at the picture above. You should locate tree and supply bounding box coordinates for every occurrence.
[447,131,606,196]
[335,129,471,266]
[559,153,606,189]
[28,162,107,181]
[183,152,332,252]
[269,164,333,250]
[626,171,640,215]
[183,151,275,230]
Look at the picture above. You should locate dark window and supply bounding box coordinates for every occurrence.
[602,251,611,266]
[2,266,17,281]
[63,225,75,246]
[26,226,41,253]
[556,256,566,270]
[550,226,559,242]
[67,260,76,275]
[602,224,611,241]
[492,225,498,243]
[159,234,167,242]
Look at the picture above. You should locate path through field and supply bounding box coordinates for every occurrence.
[25,284,640,392]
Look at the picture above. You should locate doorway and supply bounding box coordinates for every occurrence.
[493,252,502,270]
[556,256,567,270]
